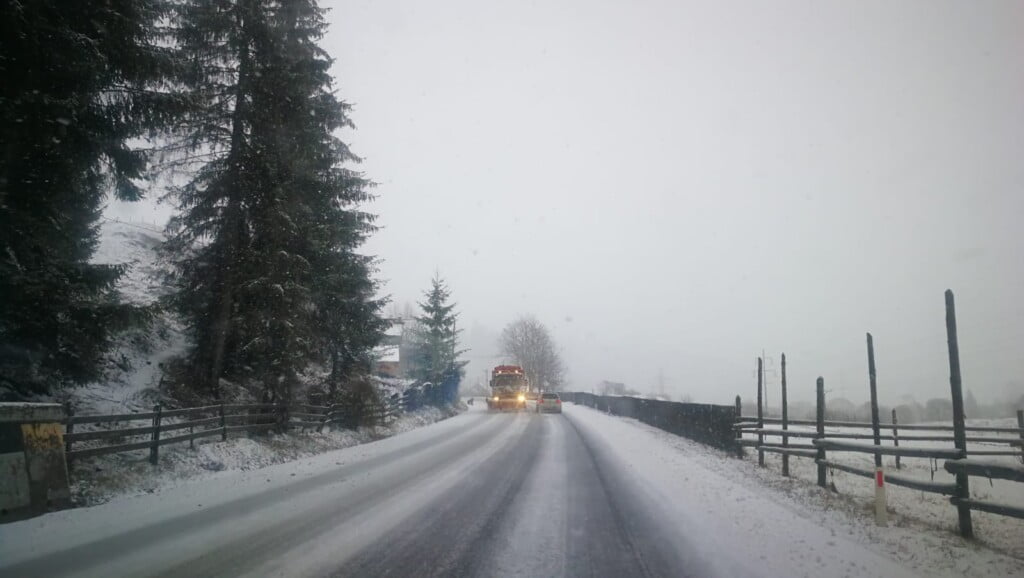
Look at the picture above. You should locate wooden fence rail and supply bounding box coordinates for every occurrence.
[59,392,422,472]
[737,417,1023,435]
[736,290,1024,539]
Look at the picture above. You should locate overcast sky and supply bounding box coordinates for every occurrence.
[112,0,1024,406]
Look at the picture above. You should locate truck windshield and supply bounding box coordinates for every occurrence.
[493,377,525,388]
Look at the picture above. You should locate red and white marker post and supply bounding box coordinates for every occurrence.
[874,467,888,527]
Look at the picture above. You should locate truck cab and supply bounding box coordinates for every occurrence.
[488,365,528,411]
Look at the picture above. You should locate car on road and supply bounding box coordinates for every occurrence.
[536,392,562,413]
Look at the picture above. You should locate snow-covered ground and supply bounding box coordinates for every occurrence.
[70,405,456,506]
[593,407,1023,576]
[740,421,1024,558]
[73,218,187,414]
[3,402,1020,577]
[0,404,503,576]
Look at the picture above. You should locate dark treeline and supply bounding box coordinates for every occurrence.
[744,390,1021,424]
[1,0,387,407]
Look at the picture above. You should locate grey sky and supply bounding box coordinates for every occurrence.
[112,1,1024,406]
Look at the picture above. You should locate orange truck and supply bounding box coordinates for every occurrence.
[487,365,528,411]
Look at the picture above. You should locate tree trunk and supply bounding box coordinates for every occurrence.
[207,2,255,397]
[329,348,341,400]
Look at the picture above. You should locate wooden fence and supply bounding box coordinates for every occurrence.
[62,392,409,471]
[735,290,1024,539]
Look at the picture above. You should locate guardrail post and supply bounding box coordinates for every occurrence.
[220,403,227,441]
[64,401,74,465]
[866,333,882,469]
[1017,410,1023,465]
[945,289,973,538]
[757,357,764,467]
[781,353,789,477]
[816,377,826,488]
[150,403,162,465]
[892,409,901,470]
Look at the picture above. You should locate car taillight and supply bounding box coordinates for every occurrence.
[556,399,561,403]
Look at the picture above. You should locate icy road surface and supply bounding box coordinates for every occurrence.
[1,403,919,578]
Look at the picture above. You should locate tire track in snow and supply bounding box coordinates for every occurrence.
[331,411,544,577]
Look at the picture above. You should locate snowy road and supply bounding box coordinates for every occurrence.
[0,404,920,578]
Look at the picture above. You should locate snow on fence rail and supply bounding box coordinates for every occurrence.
[55,392,412,475]
[736,290,1024,540]
[736,401,1024,534]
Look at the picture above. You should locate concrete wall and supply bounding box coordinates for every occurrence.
[0,403,71,521]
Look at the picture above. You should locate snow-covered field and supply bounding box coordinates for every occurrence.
[580,406,1024,577]
[740,421,1024,558]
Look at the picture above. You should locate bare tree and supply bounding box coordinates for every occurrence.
[499,316,565,391]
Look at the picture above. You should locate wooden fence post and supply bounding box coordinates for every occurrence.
[757,357,765,467]
[279,403,290,433]
[1017,410,1023,465]
[945,289,973,538]
[220,403,227,441]
[734,395,743,458]
[781,353,789,477]
[64,401,74,464]
[866,333,882,469]
[892,409,901,470]
[150,403,162,465]
[319,404,335,433]
[816,377,826,488]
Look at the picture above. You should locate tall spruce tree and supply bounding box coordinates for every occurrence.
[240,0,386,403]
[0,1,177,397]
[167,0,384,402]
[317,252,388,399]
[410,276,466,385]
[164,0,267,397]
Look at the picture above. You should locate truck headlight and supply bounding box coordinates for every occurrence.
[517,394,526,402]
[493,396,499,402]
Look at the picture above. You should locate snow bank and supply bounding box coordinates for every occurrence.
[70,406,453,506]
[565,404,1024,578]
[0,405,490,573]
[740,420,1024,559]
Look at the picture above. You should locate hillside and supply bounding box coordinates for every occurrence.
[72,219,188,414]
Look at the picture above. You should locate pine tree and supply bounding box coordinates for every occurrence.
[410,276,467,386]
[0,0,178,397]
[317,252,389,400]
[167,0,384,403]
[165,0,271,397]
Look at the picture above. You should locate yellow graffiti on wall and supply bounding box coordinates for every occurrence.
[21,423,64,451]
